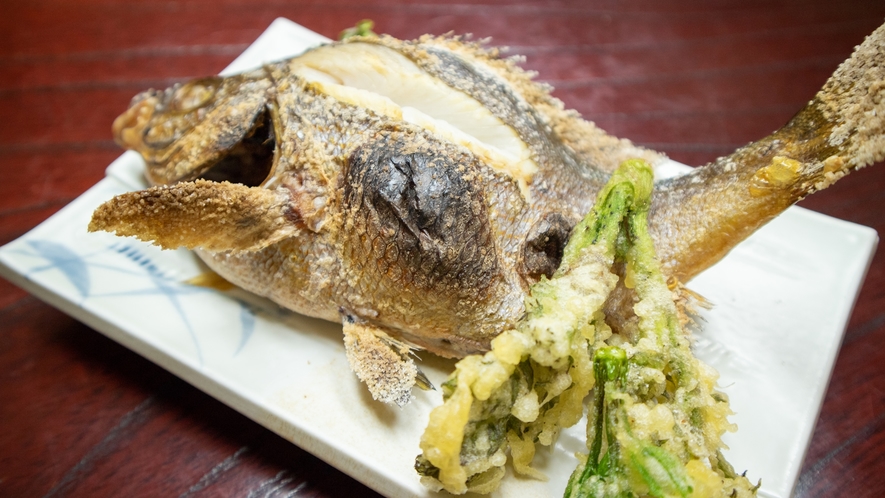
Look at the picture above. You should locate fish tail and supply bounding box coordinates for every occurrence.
[807,20,885,179]
[649,21,885,282]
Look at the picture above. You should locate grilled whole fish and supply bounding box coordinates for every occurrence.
[90,25,885,405]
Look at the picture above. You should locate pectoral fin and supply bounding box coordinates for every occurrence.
[342,319,432,406]
[88,179,296,252]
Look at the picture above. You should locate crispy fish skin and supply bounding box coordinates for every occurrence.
[90,24,885,403]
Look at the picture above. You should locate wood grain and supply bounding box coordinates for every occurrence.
[2,1,884,496]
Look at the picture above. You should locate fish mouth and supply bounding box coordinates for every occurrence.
[113,76,278,187]
[112,91,161,151]
[189,105,277,187]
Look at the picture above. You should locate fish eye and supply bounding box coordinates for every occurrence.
[113,85,224,161]
[139,78,222,149]
[521,213,572,282]
[168,77,221,114]
[142,119,180,149]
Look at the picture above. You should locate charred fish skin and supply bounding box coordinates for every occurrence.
[341,133,518,352]
[90,24,885,404]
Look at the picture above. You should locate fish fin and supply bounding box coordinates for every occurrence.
[651,22,885,283]
[813,21,885,175]
[88,179,296,253]
[667,276,712,331]
[385,337,433,392]
[185,270,237,291]
[342,320,426,406]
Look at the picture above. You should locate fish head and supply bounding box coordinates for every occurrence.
[112,72,277,187]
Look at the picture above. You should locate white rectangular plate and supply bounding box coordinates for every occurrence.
[0,18,878,498]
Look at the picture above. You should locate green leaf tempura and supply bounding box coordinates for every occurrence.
[416,159,760,497]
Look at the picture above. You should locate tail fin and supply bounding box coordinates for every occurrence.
[815,21,885,176]
[650,22,885,283]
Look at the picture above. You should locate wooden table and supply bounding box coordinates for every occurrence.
[3,1,884,496]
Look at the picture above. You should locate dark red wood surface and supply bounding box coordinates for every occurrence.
[3,1,885,496]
